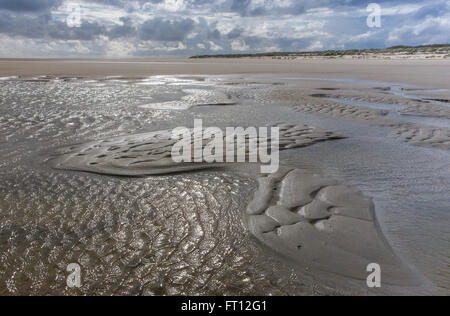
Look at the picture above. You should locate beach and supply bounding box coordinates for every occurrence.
[1,58,450,89]
[0,58,449,295]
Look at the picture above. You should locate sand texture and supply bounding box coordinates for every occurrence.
[52,124,344,176]
[1,61,448,295]
[258,86,450,150]
[1,59,450,89]
[245,168,421,289]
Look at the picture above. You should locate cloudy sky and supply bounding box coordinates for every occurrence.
[0,0,449,57]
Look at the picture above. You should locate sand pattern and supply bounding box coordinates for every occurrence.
[247,84,450,151]
[293,97,389,122]
[53,124,345,176]
[257,88,392,122]
[289,94,450,151]
[51,127,427,292]
[0,170,320,296]
[398,103,450,120]
[393,125,450,150]
[245,167,421,288]
[2,74,444,294]
[318,91,450,120]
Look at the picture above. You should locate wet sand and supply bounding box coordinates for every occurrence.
[0,60,449,295]
[1,58,450,89]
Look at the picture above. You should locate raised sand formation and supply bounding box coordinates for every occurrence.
[52,124,344,176]
[393,124,450,150]
[243,80,450,151]
[283,92,450,151]
[246,167,422,290]
[293,96,389,122]
[310,90,450,120]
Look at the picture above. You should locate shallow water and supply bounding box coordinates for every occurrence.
[328,97,450,128]
[0,77,327,296]
[0,75,448,295]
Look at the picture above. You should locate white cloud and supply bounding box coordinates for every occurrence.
[387,15,450,45]
[0,0,448,57]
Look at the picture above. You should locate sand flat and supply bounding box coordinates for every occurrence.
[1,58,450,89]
[1,61,448,295]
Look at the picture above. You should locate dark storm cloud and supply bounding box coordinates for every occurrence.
[207,28,221,40]
[0,0,61,12]
[0,6,196,43]
[107,17,137,39]
[413,0,449,19]
[0,10,106,40]
[139,18,195,42]
[231,0,250,14]
[227,27,244,39]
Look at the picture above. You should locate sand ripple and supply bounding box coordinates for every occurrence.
[52,124,344,176]
[245,167,425,293]
[1,169,325,295]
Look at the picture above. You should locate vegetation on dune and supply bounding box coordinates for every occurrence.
[190,44,450,59]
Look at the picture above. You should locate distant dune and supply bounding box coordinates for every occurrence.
[190,44,450,60]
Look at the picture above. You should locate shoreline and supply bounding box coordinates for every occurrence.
[1,58,450,90]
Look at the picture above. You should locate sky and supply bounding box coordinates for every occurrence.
[0,0,448,57]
